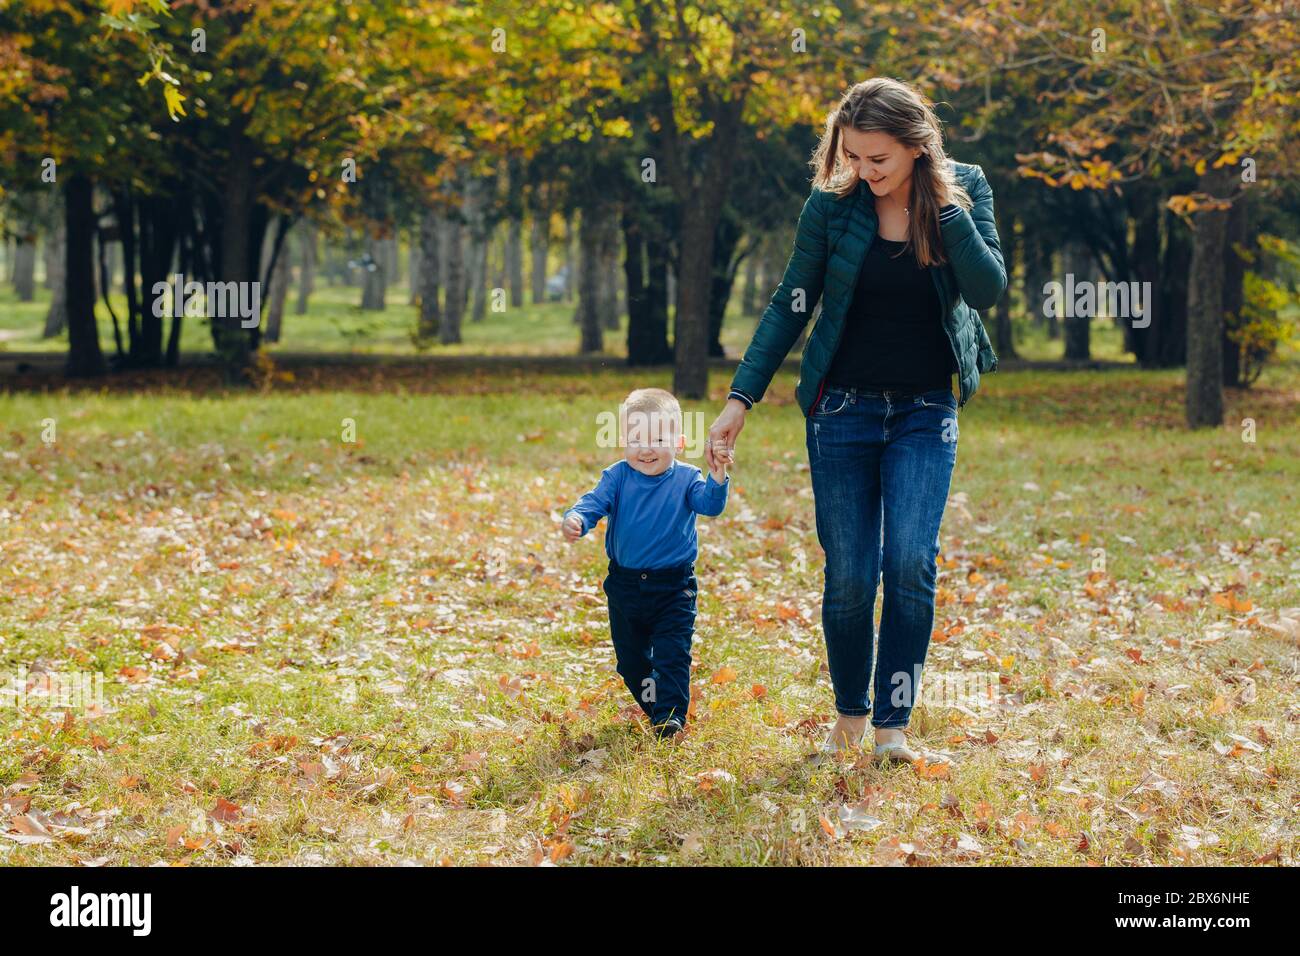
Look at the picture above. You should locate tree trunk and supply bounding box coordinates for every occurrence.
[64,174,105,377]
[341,227,357,286]
[407,226,420,306]
[214,129,257,380]
[599,203,622,332]
[263,220,292,343]
[1126,187,1162,366]
[1062,242,1091,360]
[488,228,503,297]
[165,193,193,367]
[439,184,466,345]
[1158,213,1193,368]
[576,204,607,353]
[469,227,488,323]
[706,209,745,357]
[464,175,489,324]
[562,212,575,303]
[1024,238,1056,338]
[12,202,37,302]
[417,206,443,341]
[674,206,712,393]
[109,192,142,359]
[384,235,399,288]
[137,193,178,367]
[624,205,671,366]
[991,211,1019,359]
[741,237,760,316]
[1220,190,1248,388]
[322,239,338,287]
[360,232,386,310]
[530,195,549,305]
[296,218,316,315]
[41,192,58,291]
[666,92,746,396]
[1185,167,1236,428]
[507,215,524,309]
[43,192,67,337]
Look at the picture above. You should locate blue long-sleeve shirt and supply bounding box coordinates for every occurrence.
[564,459,729,570]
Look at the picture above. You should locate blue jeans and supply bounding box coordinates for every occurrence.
[805,383,958,727]
[602,558,698,727]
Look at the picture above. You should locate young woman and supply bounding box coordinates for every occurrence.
[705,77,1004,763]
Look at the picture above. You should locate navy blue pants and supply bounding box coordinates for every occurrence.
[602,558,698,727]
[806,383,958,726]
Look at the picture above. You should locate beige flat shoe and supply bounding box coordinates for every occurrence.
[872,739,921,765]
[806,730,866,766]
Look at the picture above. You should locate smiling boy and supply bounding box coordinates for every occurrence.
[562,387,730,737]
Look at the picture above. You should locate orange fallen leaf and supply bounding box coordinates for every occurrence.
[913,758,949,779]
[208,798,242,823]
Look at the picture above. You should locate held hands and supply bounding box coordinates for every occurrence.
[706,398,746,482]
[561,513,583,542]
[706,441,732,485]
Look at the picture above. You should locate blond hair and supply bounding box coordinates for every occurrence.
[809,77,973,267]
[620,387,682,444]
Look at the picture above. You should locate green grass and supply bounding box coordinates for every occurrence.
[0,280,766,359]
[1,271,1154,363]
[1,356,1297,866]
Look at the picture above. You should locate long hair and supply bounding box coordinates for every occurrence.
[809,77,972,267]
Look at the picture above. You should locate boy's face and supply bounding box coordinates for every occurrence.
[622,409,683,476]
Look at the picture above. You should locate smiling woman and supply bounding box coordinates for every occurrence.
[709,75,1007,766]
[809,77,978,268]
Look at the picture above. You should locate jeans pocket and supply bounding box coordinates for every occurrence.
[815,389,851,417]
[919,389,957,411]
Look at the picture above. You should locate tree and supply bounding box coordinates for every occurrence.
[990,0,1300,426]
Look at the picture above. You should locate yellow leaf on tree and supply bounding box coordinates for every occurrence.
[164,85,187,122]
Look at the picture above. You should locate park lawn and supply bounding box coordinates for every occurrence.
[0,281,768,360]
[0,277,1145,363]
[0,357,1297,866]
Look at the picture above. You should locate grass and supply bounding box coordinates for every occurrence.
[0,271,1146,363]
[0,279,767,359]
[1,350,1298,866]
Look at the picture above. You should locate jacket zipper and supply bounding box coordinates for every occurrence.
[811,205,964,414]
[929,266,964,406]
[809,222,873,418]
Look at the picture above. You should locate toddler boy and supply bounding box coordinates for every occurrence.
[561,387,730,737]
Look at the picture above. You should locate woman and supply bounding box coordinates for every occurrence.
[705,77,1004,763]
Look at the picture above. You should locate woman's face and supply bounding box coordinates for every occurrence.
[841,128,922,202]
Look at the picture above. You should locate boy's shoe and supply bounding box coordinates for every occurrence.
[653,717,685,740]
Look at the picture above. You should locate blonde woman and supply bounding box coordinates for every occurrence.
[706,77,1004,763]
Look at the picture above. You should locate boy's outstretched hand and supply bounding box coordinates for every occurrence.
[561,513,584,541]
[708,443,732,485]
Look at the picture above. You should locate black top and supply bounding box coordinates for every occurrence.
[823,236,955,392]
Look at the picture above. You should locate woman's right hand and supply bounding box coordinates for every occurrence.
[707,398,748,473]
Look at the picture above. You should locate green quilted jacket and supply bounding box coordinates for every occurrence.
[730,161,1004,416]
